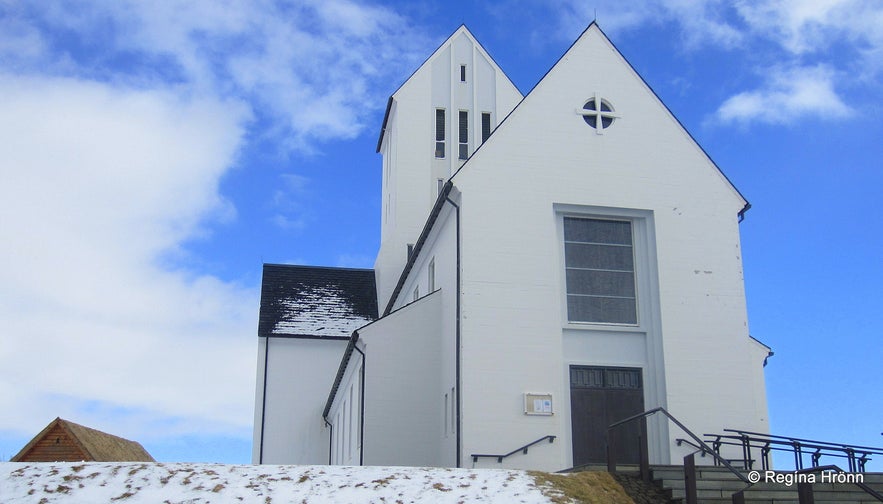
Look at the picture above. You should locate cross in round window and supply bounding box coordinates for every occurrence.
[577,93,618,134]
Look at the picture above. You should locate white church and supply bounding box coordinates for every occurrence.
[252,22,772,472]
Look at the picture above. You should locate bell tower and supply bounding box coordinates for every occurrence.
[374,26,522,308]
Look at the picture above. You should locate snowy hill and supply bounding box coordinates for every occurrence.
[0,462,634,503]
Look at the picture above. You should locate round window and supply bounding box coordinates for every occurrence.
[581,99,615,129]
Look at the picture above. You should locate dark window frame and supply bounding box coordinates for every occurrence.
[563,216,638,325]
[435,108,446,158]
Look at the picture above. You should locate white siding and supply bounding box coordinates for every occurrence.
[452,25,766,469]
[252,337,347,464]
[328,355,363,466]
[387,203,460,466]
[360,291,445,466]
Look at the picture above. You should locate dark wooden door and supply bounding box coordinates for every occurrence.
[570,366,644,466]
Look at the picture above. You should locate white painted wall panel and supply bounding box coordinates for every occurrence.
[253,337,347,464]
[360,291,444,467]
[327,347,363,466]
[451,25,766,469]
[390,204,460,466]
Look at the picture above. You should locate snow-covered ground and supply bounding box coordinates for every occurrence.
[1,462,568,503]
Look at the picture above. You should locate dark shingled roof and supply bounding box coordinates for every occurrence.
[259,264,378,339]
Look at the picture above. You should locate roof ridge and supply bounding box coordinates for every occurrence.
[263,263,374,273]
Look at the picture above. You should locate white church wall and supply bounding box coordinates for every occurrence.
[451,24,766,469]
[360,291,445,467]
[327,347,363,466]
[748,338,772,435]
[389,203,460,466]
[253,337,348,464]
[375,66,431,308]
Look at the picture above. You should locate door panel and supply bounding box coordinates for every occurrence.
[570,366,644,466]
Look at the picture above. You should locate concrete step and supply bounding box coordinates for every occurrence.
[649,465,883,504]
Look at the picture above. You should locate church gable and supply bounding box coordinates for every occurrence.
[455,23,746,214]
[445,23,767,468]
[377,25,521,153]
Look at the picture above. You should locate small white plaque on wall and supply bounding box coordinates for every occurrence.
[524,393,553,415]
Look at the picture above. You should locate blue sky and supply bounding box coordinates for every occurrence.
[1,0,881,467]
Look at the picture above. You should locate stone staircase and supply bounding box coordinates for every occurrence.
[651,465,883,504]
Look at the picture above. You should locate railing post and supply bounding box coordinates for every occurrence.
[639,417,650,483]
[846,448,856,472]
[712,437,722,466]
[607,431,616,474]
[684,452,698,504]
[797,482,814,504]
[761,443,771,471]
[793,441,802,469]
[732,490,745,504]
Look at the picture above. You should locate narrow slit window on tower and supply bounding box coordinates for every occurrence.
[458,110,468,160]
[437,178,444,195]
[428,258,435,292]
[407,243,414,259]
[460,64,466,82]
[435,108,445,158]
[451,386,456,433]
[444,393,449,437]
[481,112,491,143]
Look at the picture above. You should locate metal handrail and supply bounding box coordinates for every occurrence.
[471,435,556,464]
[607,407,751,485]
[707,434,861,471]
[708,429,883,472]
[727,428,883,453]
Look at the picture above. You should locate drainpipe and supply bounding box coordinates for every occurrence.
[322,417,333,465]
[445,194,462,468]
[353,344,366,466]
[258,336,270,464]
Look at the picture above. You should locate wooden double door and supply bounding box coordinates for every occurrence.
[570,366,645,467]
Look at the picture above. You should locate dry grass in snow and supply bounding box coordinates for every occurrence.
[0,462,635,503]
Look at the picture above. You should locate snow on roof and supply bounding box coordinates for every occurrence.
[1,462,559,503]
[259,264,378,339]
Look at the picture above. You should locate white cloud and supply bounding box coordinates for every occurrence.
[3,0,433,151]
[0,74,258,440]
[0,0,436,452]
[271,173,312,231]
[715,65,854,125]
[549,0,883,126]
[552,0,743,49]
[735,0,880,53]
